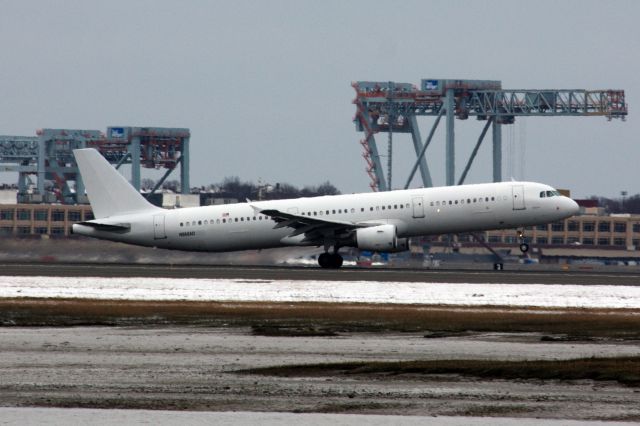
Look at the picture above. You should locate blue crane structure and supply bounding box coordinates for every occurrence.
[0,126,190,204]
[352,79,627,191]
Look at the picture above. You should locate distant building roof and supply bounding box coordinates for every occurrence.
[575,199,599,208]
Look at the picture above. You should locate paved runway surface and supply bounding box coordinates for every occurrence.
[1,262,640,285]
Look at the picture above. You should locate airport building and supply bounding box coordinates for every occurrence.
[0,202,93,237]
[1,191,640,262]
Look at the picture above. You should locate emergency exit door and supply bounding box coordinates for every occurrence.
[512,185,526,210]
[153,214,166,239]
[412,196,425,218]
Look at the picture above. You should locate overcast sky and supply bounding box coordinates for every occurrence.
[0,0,637,198]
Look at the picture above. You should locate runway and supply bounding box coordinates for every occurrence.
[1,262,640,285]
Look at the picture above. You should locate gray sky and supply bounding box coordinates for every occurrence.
[0,0,637,198]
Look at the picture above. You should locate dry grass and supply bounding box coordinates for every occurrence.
[1,298,640,340]
[242,356,640,387]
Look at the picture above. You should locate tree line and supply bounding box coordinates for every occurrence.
[141,176,340,200]
[590,194,640,214]
[141,177,640,213]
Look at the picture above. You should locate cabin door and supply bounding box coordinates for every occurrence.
[412,196,425,218]
[153,214,167,239]
[512,185,526,210]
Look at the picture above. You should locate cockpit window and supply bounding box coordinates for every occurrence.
[541,190,561,198]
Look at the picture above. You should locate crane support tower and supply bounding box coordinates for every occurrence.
[0,126,190,204]
[353,79,627,191]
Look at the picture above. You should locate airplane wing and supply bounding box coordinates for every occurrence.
[251,206,380,244]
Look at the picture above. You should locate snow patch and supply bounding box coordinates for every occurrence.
[1,276,640,308]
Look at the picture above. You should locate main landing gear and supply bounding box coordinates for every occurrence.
[318,252,343,268]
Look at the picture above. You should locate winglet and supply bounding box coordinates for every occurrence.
[248,203,263,214]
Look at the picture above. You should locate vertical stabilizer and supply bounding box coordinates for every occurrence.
[73,148,159,218]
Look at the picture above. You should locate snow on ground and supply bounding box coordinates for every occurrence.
[1,276,640,308]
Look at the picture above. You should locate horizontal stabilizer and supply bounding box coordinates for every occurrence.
[76,221,131,232]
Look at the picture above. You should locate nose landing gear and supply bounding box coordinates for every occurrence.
[517,229,529,253]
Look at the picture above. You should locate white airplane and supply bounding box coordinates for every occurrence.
[72,148,579,268]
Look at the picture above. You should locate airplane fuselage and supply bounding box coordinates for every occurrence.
[73,181,578,253]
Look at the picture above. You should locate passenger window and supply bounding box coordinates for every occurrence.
[240,217,244,221]
[216,219,220,224]
[351,208,355,213]
[430,202,434,207]
[235,218,238,222]
[326,210,329,215]
[467,199,471,204]
[449,201,452,205]
[370,207,373,211]
[394,204,398,209]
[382,206,385,210]
[361,208,364,212]
[198,221,202,225]
[180,222,183,227]
[222,219,225,223]
[436,201,440,206]
[455,200,458,204]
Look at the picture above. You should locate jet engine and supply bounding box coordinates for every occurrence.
[355,224,409,252]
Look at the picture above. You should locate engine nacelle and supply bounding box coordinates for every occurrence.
[355,224,409,253]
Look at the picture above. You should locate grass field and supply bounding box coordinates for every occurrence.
[2,298,640,340]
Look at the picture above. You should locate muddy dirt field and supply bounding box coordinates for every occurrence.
[1,300,640,421]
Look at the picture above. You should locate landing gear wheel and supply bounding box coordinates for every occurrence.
[330,253,343,268]
[493,263,504,271]
[519,243,529,253]
[318,252,331,268]
[318,252,344,268]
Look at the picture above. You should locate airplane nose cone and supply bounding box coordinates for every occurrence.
[566,197,580,216]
